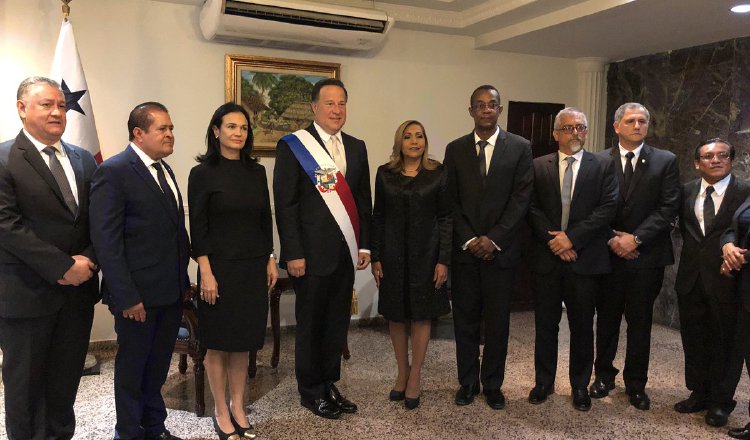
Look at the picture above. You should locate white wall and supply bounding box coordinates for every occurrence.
[1,0,578,341]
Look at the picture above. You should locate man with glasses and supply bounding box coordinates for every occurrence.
[674,138,749,426]
[444,85,533,409]
[526,108,618,411]
[590,102,680,410]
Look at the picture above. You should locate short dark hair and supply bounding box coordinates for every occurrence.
[197,102,256,164]
[128,102,169,141]
[311,78,347,102]
[470,85,501,106]
[694,137,735,160]
[17,76,62,100]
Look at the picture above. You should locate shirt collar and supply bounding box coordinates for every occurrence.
[559,149,584,164]
[130,142,161,168]
[23,128,64,157]
[313,122,342,146]
[619,143,643,157]
[474,126,500,147]
[701,173,731,196]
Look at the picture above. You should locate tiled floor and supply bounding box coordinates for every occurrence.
[1,311,749,439]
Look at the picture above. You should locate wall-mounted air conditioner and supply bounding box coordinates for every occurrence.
[200,0,394,53]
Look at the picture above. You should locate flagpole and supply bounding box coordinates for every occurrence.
[61,0,72,22]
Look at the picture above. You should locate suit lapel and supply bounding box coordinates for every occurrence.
[486,129,506,178]
[16,132,70,214]
[683,180,703,241]
[610,147,626,199]
[625,144,650,201]
[571,152,592,206]
[545,154,562,222]
[63,142,84,218]
[127,146,178,225]
[709,175,739,236]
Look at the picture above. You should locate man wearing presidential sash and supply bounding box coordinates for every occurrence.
[274,78,372,419]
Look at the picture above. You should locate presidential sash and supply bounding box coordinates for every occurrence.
[283,129,360,268]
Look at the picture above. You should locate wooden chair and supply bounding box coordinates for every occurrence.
[174,284,206,416]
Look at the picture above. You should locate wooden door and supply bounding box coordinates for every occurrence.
[506,101,565,311]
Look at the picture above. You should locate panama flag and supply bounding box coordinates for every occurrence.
[50,20,101,162]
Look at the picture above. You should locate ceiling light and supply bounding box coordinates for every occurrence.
[730,4,750,13]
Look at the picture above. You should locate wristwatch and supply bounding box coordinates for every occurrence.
[633,235,642,246]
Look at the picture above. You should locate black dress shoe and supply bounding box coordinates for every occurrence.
[211,417,240,440]
[528,384,554,404]
[589,378,615,399]
[674,392,707,414]
[301,398,342,419]
[484,389,506,410]
[229,413,256,439]
[389,389,405,401]
[728,423,750,439]
[325,385,358,414]
[572,389,591,412]
[706,401,736,427]
[145,430,184,440]
[626,389,651,410]
[454,383,480,406]
[404,395,420,410]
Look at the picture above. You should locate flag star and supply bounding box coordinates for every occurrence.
[61,79,86,115]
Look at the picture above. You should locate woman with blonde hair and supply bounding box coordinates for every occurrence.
[371,120,452,409]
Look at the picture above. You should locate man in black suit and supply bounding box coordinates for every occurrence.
[0,76,99,440]
[274,79,372,419]
[674,138,750,426]
[590,102,681,410]
[444,85,533,409]
[527,108,618,411]
[90,102,189,440]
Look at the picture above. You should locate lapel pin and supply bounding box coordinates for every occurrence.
[641,159,646,163]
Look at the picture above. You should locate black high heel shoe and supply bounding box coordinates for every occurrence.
[230,412,257,439]
[212,416,240,440]
[404,395,421,410]
[389,389,405,401]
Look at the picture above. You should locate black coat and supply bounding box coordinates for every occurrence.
[371,164,451,321]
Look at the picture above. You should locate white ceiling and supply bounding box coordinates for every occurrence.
[156,0,750,60]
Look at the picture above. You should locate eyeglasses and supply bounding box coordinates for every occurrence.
[471,102,501,111]
[555,124,588,134]
[699,152,731,161]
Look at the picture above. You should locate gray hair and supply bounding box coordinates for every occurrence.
[613,102,650,123]
[553,107,588,129]
[17,76,62,100]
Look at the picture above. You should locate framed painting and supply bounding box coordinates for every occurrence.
[225,54,341,157]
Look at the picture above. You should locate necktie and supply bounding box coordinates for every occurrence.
[623,151,635,191]
[152,162,178,217]
[42,146,77,215]
[561,156,576,230]
[328,136,346,176]
[478,140,488,179]
[703,186,715,233]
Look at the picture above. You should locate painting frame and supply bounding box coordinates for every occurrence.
[225,54,341,157]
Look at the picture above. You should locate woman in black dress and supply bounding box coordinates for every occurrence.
[371,120,452,409]
[188,103,278,439]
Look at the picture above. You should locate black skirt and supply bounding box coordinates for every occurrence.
[197,254,269,352]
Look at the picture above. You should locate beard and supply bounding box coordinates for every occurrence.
[568,140,584,154]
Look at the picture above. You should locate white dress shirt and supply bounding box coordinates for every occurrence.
[25,129,79,204]
[474,126,500,176]
[130,142,179,207]
[619,143,644,173]
[558,149,584,196]
[314,122,346,173]
[694,173,731,234]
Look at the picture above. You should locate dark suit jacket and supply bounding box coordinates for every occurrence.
[598,144,680,269]
[720,195,750,312]
[90,145,189,313]
[273,123,372,276]
[527,151,619,275]
[443,128,533,268]
[0,130,99,318]
[676,176,750,301]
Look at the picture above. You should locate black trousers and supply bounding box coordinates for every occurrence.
[451,260,514,391]
[726,304,750,417]
[594,265,664,391]
[113,301,181,440]
[533,264,598,390]
[0,293,94,440]
[677,279,738,406]
[293,243,354,402]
